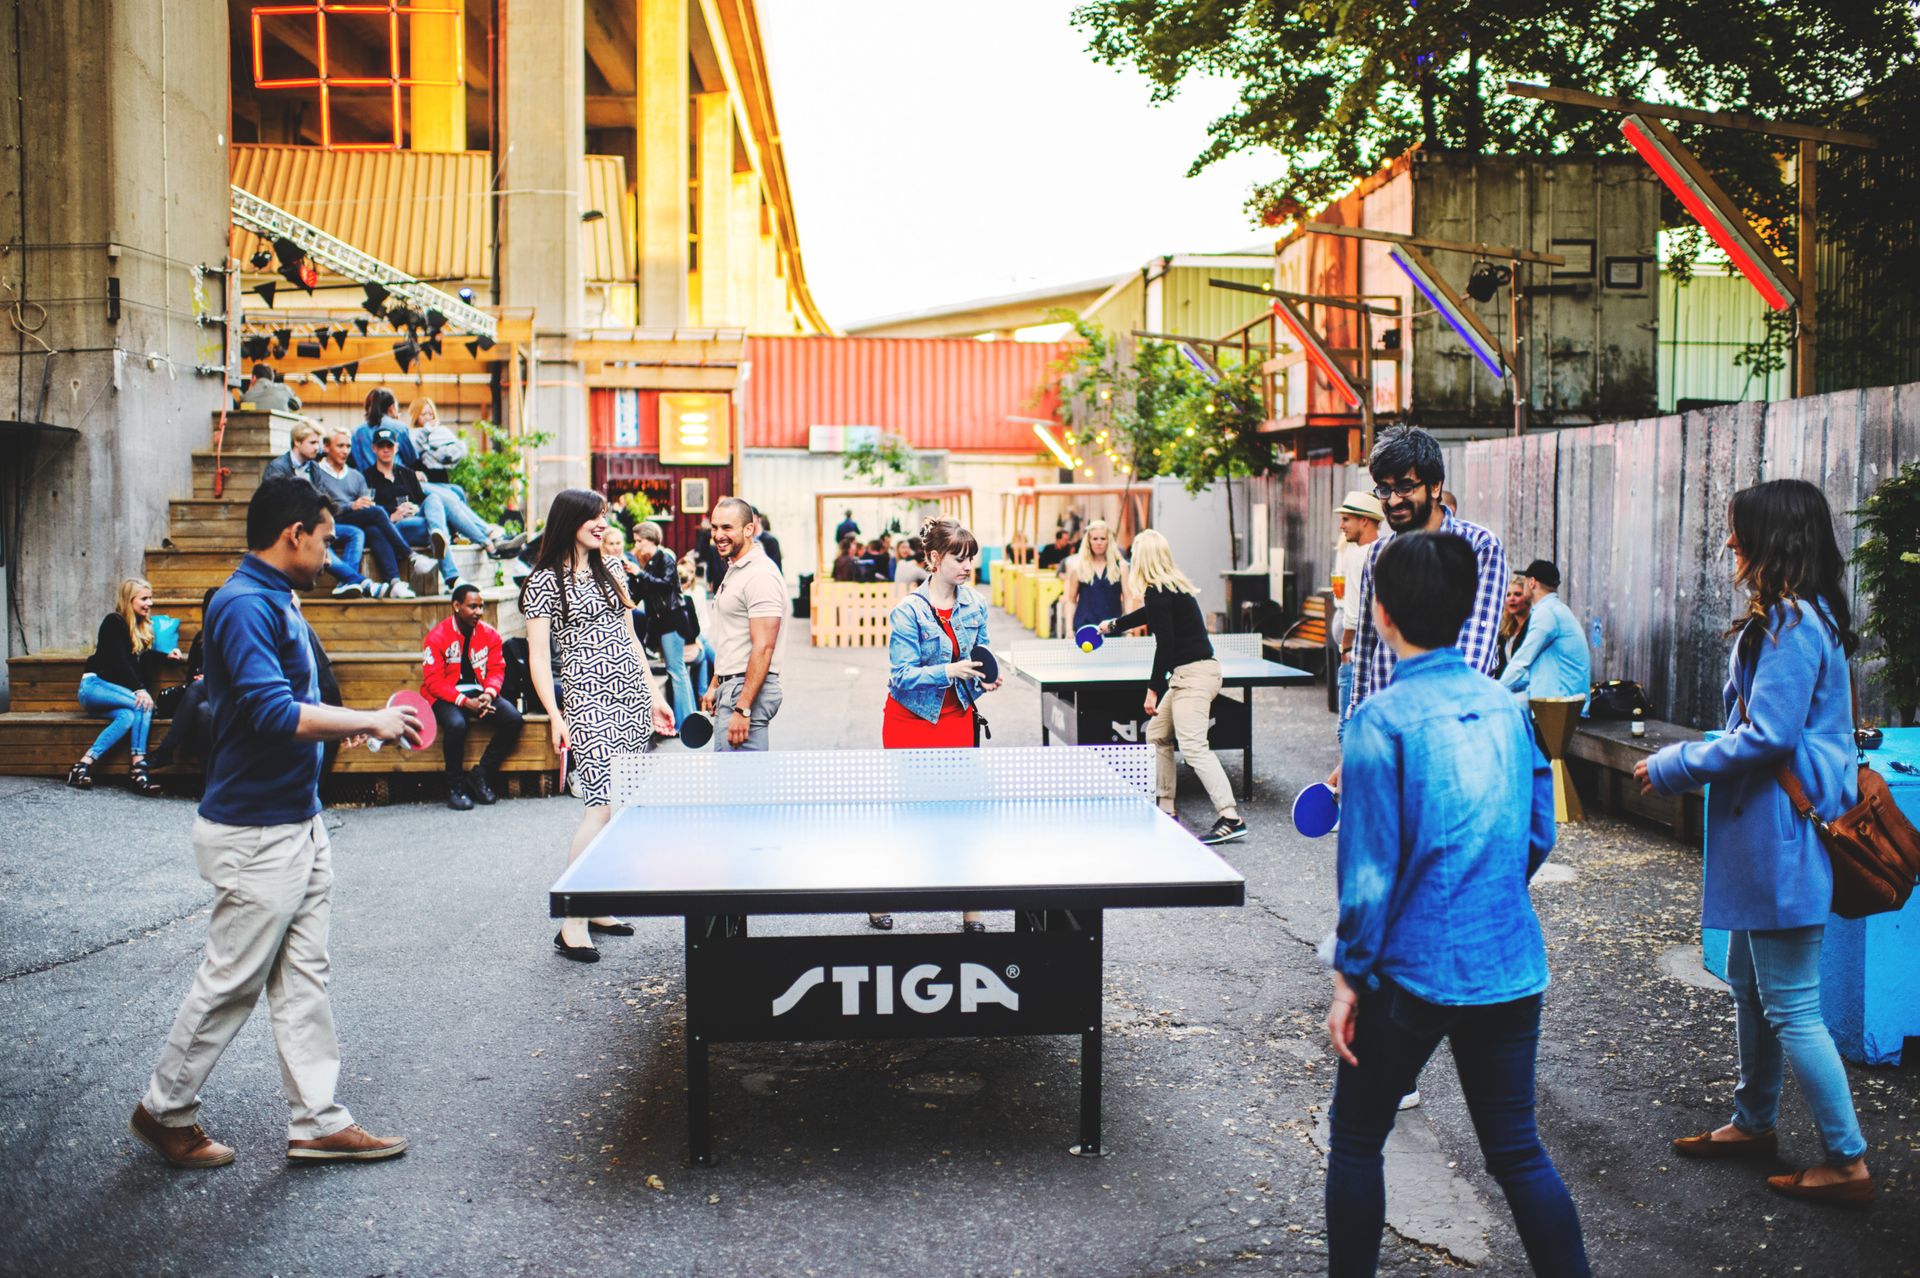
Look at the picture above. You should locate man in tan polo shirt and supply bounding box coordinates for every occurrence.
[698,495,786,750]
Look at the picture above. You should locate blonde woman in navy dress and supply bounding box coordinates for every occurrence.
[522,489,667,963]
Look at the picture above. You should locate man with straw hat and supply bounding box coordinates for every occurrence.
[1333,489,1385,743]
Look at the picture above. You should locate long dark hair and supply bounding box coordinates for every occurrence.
[363,387,397,427]
[518,488,631,628]
[1728,479,1857,663]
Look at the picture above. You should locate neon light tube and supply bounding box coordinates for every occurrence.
[1619,115,1794,311]
[1033,422,1077,470]
[1270,300,1362,408]
[1387,246,1507,378]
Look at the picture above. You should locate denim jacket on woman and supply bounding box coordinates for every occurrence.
[887,585,990,724]
[1645,599,1857,931]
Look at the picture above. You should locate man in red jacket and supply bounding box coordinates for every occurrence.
[422,584,524,809]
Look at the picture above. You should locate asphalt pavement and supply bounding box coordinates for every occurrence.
[2,608,1915,1277]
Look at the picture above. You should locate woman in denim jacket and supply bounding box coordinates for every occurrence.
[1637,479,1871,1207]
[874,517,1002,932]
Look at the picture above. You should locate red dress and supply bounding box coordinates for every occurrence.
[883,605,976,748]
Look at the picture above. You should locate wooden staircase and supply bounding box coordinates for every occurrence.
[0,409,560,794]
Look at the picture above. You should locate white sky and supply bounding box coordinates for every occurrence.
[757,0,1288,329]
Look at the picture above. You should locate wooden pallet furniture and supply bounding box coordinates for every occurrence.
[1565,717,1705,838]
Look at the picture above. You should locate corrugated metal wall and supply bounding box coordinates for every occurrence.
[1157,266,1276,344]
[1257,380,1920,727]
[743,337,1071,453]
[1659,270,1791,409]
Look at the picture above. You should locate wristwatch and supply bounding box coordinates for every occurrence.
[732,706,751,717]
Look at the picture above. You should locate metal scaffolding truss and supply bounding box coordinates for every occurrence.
[230,184,498,340]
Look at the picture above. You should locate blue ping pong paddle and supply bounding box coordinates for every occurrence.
[679,711,715,748]
[1075,624,1104,654]
[1292,782,1340,838]
[970,645,998,683]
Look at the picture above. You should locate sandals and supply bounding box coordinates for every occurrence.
[66,759,94,790]
[867,913,894,931]
[129,759,164,797]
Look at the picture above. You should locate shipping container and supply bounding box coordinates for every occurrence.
[743,336,1072,453]
[1274,151,1660,438]
[1658,267,1792,409]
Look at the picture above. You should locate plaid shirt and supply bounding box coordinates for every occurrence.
[1345,510,1509,719]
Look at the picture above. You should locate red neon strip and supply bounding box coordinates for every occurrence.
[1272,302,1362,408]
[1622,120,1792,311]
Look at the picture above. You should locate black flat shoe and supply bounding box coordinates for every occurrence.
[868,914,894,931]
[962,920,986,934]
[586,919,634,936]
[553,931,600,962]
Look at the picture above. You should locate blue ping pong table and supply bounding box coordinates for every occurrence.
[1007,635,1314,798]
[549,746,1245,1164]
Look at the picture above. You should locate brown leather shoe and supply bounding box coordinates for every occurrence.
[287,1123,407,1162]
[1768,1167,1874,1208]
[130,1103,234,1168]
[1672,1128,1778,1160]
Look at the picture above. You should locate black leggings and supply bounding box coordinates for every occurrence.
[432,698,525,776]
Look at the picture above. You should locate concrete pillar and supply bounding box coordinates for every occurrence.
[693,93,733,328]
[410,0,467,153]
[728,173,760,332]
[0,1,229,699]
[635,0,688,326]
[499,0,588,505]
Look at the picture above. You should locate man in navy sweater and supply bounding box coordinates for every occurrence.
[131,477,422,1168]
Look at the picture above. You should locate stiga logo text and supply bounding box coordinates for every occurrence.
[771,964,1019,1017]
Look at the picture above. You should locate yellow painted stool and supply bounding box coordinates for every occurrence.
[1528,696,1587,823]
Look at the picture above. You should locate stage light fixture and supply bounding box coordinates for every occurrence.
[273,238,318,292]
[1618,114,1797,311]
[457,287,476,304]
[296,341,322,359]
[1387,246,1507,378]
[249,249,274,270]
[1465,262,1512,304]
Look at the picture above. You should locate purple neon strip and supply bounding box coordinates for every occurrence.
[1389,249,1505,378]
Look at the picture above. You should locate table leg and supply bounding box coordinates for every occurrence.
[1242,741,1253,799]
[684,915,713,1166]
[1070,908,1107,1157]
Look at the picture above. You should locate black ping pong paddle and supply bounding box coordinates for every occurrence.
[679,711,715,748]
[970,645,998,683]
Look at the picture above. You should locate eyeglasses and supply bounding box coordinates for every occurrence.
[1372,480,1429,500]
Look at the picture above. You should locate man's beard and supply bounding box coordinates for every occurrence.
[1387,495,1433,531]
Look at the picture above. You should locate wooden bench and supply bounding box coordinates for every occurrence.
[1566,717,1705,839]
[1267,595,1330,679]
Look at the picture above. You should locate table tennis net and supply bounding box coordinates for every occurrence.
[1007,632,1262,672]
[610,745,1153,808]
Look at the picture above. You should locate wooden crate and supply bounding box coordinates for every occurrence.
[810,582,899,647]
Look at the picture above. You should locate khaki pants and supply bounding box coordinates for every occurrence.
[142,815,353,1141]
[1147,658,1238,819]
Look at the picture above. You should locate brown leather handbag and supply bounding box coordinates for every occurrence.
[1736,679,1920,919]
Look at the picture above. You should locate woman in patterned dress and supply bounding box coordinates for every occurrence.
[521,489,668,962]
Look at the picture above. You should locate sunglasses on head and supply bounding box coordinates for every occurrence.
[1372,479,1430,500]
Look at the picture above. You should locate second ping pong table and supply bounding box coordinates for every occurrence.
[1006,635,1314,797]
[549,745,1245,1165]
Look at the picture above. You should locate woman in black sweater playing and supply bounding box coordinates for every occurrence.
[1095,530,1246,845]
[69,577,184,793]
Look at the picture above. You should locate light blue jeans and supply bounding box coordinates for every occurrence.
[329,524,369,586]
[656,629,694,726]
[1728,925,1867,1163]
[1336,657,1355,744]
[397,492,497,583]
[78,672,152,759]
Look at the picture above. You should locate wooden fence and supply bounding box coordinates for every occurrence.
[1255,381,1920,728]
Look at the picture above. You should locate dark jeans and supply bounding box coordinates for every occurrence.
[1326,981,1589,1277]
[432,698,525,778]
[333,505,414,581]
[150,678,213,765]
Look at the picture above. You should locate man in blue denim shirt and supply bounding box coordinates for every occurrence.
[1323,532,1588,1277]
[132,478,422,1171]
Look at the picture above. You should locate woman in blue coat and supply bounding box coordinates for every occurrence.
[1635,479,1871,1207]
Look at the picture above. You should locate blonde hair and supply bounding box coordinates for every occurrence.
[1067,519,1125,585]
[1125,530,1198,596]
[116,577,155,654]
[406,397,439,431]
[289,422,322,446]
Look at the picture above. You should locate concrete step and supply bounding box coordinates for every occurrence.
[7,650,468,711]
[0,710,558,777]
[144,543,500,595]
[147,588,525,645]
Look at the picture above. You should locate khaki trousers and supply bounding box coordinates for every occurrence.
[142,815,353,1140]
[1147,658,1238,818]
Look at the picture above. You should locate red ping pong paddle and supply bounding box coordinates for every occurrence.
[365,688,435,751]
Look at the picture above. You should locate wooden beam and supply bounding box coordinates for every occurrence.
[585,365,741,391]
[1302,223,1566,267]
[584,0,638,95]
[585,94,636,129]
[1505,81,1878,150]
[1796,139,1818,396]
[1203,279,1402,314]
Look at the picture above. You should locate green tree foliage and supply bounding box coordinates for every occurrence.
[1855,461,1920,721]
[842,433,937,487]
[1072,3,1920,387]
[448,422,555,529]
